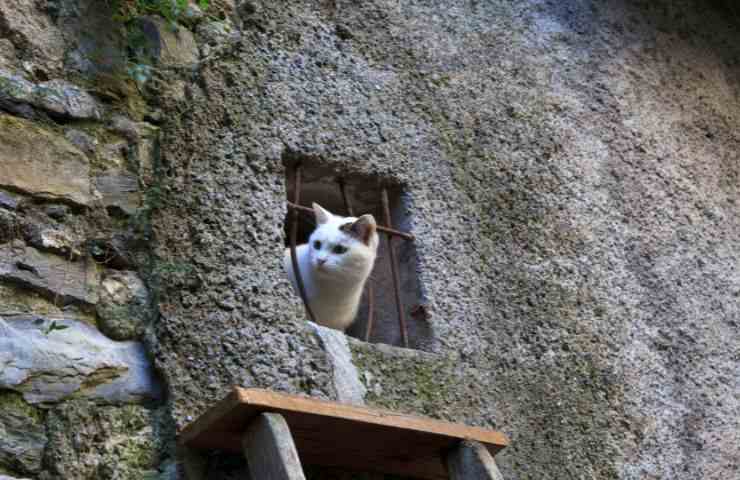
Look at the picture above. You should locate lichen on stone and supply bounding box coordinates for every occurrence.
[41,400,171,480]
[0,390,46,476]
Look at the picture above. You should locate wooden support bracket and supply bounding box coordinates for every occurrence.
[180,387,510,480]
[243,413,307,480]
[447,440,505,480]
[180,445,207,480]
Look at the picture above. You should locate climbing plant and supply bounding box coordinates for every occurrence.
[112,0,210,25]
[107,0,210,86]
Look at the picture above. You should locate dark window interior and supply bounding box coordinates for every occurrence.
[283,157,431,350]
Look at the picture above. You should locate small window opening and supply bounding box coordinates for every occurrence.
[283,154,430,350]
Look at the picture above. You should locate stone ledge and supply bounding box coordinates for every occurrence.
[0,314,163,405]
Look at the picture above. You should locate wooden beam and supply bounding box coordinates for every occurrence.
[242,413,307,480]
[447,440,505,480]
[180,387,509,480]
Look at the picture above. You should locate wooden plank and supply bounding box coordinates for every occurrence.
[243,413,307,480]
[447,440,505,480]
[180,387,509,480]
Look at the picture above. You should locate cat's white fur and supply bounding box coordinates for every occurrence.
[283,203,379,331]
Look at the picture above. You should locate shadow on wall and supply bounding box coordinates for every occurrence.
[545,0,740,61]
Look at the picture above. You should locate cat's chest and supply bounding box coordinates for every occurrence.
[308,284,360,326]
[305,276,357,303]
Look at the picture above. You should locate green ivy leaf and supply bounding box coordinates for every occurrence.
[44,320,70,335]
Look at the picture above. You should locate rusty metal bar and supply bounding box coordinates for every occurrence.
[381,188,408,348]
[339,179,375,342]
[287,202,414,241]
[364,286,375,342]
[338,179,354,216]
[289,165,316,323]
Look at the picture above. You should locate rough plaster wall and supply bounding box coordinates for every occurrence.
[147,1,740,479]
[0,0,738,479]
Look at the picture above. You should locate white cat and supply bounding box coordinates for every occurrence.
[283,203,379,331]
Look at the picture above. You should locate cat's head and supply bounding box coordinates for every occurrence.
[307,203,379,280]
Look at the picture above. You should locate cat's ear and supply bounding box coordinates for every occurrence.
[313,202,332,225]
[344,214,377,245]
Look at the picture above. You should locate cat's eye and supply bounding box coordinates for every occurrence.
[332,245,348,254]
[313,240,322,250]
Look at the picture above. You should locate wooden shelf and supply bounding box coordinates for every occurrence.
[180,387,509,480]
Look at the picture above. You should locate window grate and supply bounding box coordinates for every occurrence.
[286,163,416,347]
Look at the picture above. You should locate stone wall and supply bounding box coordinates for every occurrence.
[0,0,188,478]
[1,1,738,479]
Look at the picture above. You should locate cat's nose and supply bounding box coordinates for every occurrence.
[317,258,327,265]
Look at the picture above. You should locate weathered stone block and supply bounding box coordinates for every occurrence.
[0,69,34,107]
[23,225,82,260]
[57,0,127,77]
[0,314,163,405]
[32,79,102,120]
[0,283,67,320]
[0,191,19,211]
[0,0,65,75]
[136,16,199,67]
[0,391,46,476]
[94,173,142,216]
[96,270,152,341]
[0,115,95,207]
[108,116,160,186]
[64,129,98,155]
[0,244,99,306]
[0,69,102,119]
